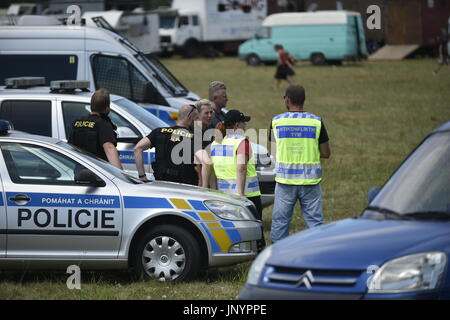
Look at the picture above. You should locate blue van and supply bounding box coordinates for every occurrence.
[240,120,450,300]
[238,11,368,66]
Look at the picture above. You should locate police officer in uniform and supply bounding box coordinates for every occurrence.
[69,89,123,169]
[269,84,331,243]
[134,105,209,186]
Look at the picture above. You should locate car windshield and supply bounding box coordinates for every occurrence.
[117,36,188,97]
[113,98,168,130]
[137,54,188,97]
[57,141,144,185]
[363,132,450,219]
[159,14,176,29]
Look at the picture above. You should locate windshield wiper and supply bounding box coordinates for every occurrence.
[403,211,450,220]
[364,205,411,220]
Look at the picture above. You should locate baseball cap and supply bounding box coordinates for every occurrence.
[224,110,251,126]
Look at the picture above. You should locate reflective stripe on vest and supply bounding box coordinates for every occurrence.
[272,112,322,185]
[211,135,261,197]
[217,176,260,195]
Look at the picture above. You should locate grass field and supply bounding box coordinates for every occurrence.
[1,57,449,300]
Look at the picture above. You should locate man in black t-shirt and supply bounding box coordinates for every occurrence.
[134,105,210,186]
[69,89,122,169]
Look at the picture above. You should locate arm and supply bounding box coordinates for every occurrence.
[103,142,123,170]
[195,149,213,188]
[319,141,331,159]
[236,153,249,196]
[134,136,152,181]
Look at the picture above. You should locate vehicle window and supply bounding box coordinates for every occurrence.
[369,132,450,215]
[159,14,176,29]
[61,101,90,140]
[61,101,141,139]
[192,15,199,26]
[108,110,141,138]
[0,100,52,136]
[114,98,168,130]
[0,142,94,186]
[0,55,77,85]
[255,27,271,39]
[179,16,189,27]
[92,55,132,99]
[92,55,148,103]
[57,141,144,184]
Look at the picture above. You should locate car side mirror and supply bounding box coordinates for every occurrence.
[75,168,106,187]
[218,4,226,12]
[117,126,141,143]
[367,187,380,204]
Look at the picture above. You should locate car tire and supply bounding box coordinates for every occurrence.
[133,224,201,283]
[246,54,261,66]
[310,53,326,66]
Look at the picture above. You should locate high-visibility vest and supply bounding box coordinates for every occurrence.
[272,112,322,185]
[211,134,261,197]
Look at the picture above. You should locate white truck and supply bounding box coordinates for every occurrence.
[158,0,267,57]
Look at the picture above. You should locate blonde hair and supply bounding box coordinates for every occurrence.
[195,99,213,112]
[208,81,227,101]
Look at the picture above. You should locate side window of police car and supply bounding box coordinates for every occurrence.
[0,142,97,186]
[92,55,148,102]
[62,102,141,140]
[0,100,52,137]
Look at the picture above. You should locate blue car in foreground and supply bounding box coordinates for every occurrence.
[240,121,450,300]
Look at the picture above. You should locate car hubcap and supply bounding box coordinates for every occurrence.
[142,236,186,281]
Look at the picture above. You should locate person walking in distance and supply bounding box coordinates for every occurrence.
[273,44,295,91]
[269,84,331,243]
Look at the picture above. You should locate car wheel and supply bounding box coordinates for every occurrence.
[133,224,201,283]
[310,53,326,66]
[247,54,261,66]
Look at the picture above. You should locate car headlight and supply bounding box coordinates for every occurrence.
[204,201,253,221]
[368,252,447,293]
[246,246,273,286]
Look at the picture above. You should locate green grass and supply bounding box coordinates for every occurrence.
[1,57,450,299]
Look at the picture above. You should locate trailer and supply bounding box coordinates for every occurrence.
[83,10,160,54]
[157,0,267,57]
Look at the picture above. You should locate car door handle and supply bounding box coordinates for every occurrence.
[9,194,31,204]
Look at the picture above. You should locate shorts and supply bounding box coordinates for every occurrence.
[275,64,295,80]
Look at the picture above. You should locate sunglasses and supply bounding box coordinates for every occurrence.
[188,104,197,118]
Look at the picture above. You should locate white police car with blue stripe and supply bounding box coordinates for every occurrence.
[0,121,263,282]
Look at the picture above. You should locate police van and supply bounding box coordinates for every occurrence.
[0,78,276,207]
[0,24,199,124]
[0,120,263,282]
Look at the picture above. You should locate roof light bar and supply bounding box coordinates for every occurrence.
[5,77,46,89]
[50,80,90,92]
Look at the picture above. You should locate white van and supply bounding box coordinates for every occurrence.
[0,25,199,124]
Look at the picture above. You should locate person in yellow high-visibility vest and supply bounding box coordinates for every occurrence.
[211,110,261,210]
[269,84,331,243]
[211,110,265,249]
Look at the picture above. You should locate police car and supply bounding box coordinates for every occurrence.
[0,77,276,207]
[240,120,450,299]
[0,121,263,282]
